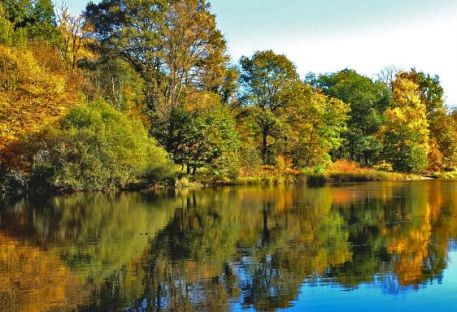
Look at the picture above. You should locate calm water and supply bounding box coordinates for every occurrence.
[1,181,457,311]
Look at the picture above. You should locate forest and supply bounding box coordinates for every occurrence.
[1,0,457,193]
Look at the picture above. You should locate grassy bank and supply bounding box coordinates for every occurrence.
[314,170,425,183]
[174,161,427,189]
[0,161,442,198]
[430,171,457,180]
[186,170,425,188]
[174,165,301,188]
[304,160,428,184]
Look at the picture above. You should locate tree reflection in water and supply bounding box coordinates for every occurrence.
[1,181,457,311]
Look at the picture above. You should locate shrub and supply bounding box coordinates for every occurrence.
[30,100,174,191]
[373,161,394,172]
[239,143,262,177]
[329,160,361,172]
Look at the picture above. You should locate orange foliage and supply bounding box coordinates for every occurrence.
[0,44,82,168]
[330,159,363,172]
[239,155,300,178]
[428,138,444,172]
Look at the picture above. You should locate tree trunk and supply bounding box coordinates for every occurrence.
[262,131,268,165]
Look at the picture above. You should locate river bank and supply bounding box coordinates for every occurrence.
[174,170,434,189]
[1,166,450,198]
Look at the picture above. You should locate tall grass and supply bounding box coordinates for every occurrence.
[431,171,457,180]
[305,160,425,183]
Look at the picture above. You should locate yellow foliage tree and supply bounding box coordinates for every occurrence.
[0,45,79,168]
[56,6,95,72]
[379,76,430,172]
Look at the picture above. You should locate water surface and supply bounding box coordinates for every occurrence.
[1,181,457,311]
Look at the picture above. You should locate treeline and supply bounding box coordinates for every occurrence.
[1,0,457,193]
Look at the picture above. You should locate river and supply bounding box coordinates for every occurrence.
[1,181,457,311]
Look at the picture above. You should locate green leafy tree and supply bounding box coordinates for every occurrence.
[239,50,299,164]
[28,0,57,40]
[282,82,349,167]
[308,69,391,165]
[153,92,240,179]
[0,4,15,44]
[2,0,58,42]
[30,100,174,191]
[85,0,229,119]
[2,0,32,26]
[220,65,239,104]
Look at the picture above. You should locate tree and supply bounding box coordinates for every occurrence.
[220,65,239,104]
[153,92,240,179]
[281,82,349,168]
[239,50,299,164]
[0,3,15,45]
[397,70,457,170]
[56,5,92,72]
[0,45,78,168]
[2,0,58,42]
[85,0,229,120]
[308,69,391,165]
[28,0,58,40]
[376,66,400,91]
[2,0,33,27]
[85,58,146,113]
[29,100,174,191]
[379,75,430,173]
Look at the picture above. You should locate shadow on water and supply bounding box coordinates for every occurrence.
[1,181,457,311]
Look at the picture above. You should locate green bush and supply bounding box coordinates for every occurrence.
[153,95,240,181]
[31,100,174,191]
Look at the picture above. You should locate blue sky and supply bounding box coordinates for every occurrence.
[56,0,457,105]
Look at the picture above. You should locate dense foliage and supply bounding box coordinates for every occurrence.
[152,93,240,179]
[2,0,457,193]
[30,100,173,191]
[307,69,390,165]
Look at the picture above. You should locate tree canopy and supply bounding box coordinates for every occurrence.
[2,0,457,194]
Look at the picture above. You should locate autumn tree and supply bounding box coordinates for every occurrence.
[56,5,93,72]
[283,82,349,167]
[398,70,457,170]
[0,45,78,168]
[379,75,430,173]
[84,0,230,119]
[376,66,400,91]
[85,58,146,114]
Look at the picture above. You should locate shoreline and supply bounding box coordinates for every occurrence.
[0,171,450,198]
